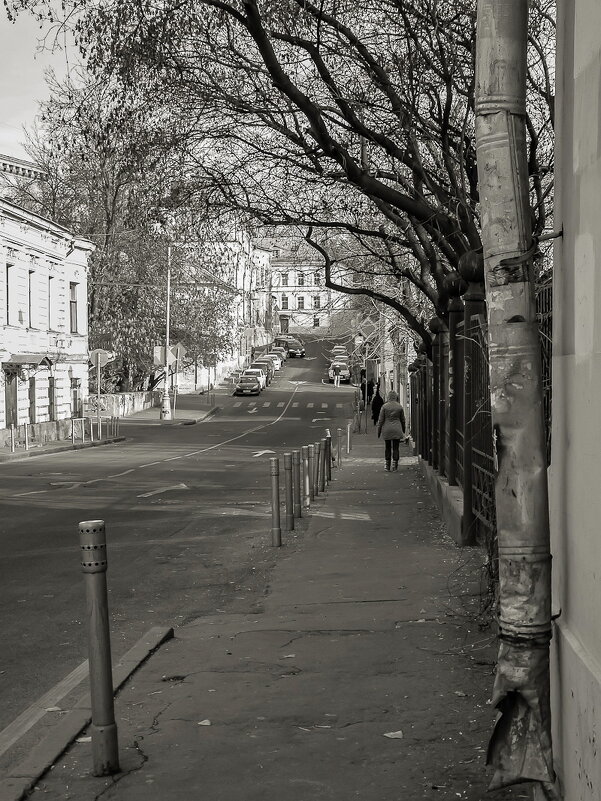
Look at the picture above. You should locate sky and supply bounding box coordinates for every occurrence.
[0,12,71,159]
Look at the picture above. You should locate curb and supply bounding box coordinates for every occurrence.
[0,626,174,801]
[181,405,220,425]
[0,437,126,463]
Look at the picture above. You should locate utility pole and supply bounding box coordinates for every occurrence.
[160,245,172,420]
[475,0,558,796]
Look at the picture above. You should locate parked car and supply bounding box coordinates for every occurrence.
[271,346,288,362]
[264,353,283,370]
[331,345,349,357]
[242,368,267,389]
[251,360,274,384]
[286,339,306,357]
[328,360,351,383]
[233,375,262,395]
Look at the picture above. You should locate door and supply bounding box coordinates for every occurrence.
[28,376,36,424]
[279,315,289,334]
[4,371,17,428]
[48,376,56,421]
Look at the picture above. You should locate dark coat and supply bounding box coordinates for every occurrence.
[377,401,406,440]
[371,391,384,423]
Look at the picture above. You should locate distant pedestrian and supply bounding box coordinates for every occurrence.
[371,387,383,426]
[366,378,375,405]
[333,363,341,387]
[377,391,406,472]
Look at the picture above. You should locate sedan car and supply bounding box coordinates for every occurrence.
[328,361,351,383]
[331,346,349,357]
[242,368,267,389]
[251,360,274,384]
[271,346,288,362]
[264,353,283,370]
[286,339,306,357]
[233,376,262,395]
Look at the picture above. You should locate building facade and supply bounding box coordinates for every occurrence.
[0,198,93,439]
[548,3,601,798]
[263,240,342,333]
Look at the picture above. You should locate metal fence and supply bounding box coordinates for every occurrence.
[409,276,553,544]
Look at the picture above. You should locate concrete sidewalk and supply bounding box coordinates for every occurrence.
[24,434,531,801]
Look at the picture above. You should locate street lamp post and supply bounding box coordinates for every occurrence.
[160,245,172,420]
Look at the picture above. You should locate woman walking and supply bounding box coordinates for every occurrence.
[377,391,406,471]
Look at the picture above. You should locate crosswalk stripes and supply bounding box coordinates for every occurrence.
[277,402,285,407]
[230,399,349,412]
[336,403,342,408]
[233,401,241,407]
[321,403,328,408]
[292,402,299,408]
[262,402,270,407]
[307,402,314,408]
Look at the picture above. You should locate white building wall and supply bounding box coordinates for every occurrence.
[550,2,601,797]
[0,199,93,430]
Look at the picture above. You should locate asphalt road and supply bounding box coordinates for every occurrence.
[0,336,354,738]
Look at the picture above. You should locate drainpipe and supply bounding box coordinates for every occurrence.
[475,0,557,794]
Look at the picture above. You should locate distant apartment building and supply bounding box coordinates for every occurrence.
[0,198,94,437]
[263,239,344,333]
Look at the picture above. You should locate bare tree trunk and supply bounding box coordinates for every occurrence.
[474,1,559,796]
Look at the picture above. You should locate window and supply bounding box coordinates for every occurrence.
[48,276,54,329]
[28,270,34,328]
[313,295,321,309]
[281,272,288,286]
[298,273,305,286]
[281,294,289,310]
[314,271,321,285]
[69,282,78,333]
[297,296,305,310]
[5,264,11,325]
[313,316,320,328]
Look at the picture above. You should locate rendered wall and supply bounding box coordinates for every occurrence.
[550,1,601,796]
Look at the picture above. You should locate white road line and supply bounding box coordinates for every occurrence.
[138,483,188,498]
[107,469,135,478]
[249,401,257,406]
[0,659,88,758]
[307,402,314,408]
[13,489,49,497]
[292,402,299,408]
[233,402,242,407]
[336,404,343,408]
[321,403,328,408]
[262,402,271,407]
[138,461,162,468]
[277,402,285,408]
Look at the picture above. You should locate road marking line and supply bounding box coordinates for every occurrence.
[138,483,188,498]
[0,660,89,758]
[233,402,242,407]
[249,401,257,406]
[138,461,162,467]
[107,469,135,478]
[321,403,328,408]
[13,489,49,497]
[307,402,314,408]
[336,404,343,408]
[262,402,271,407]
[277,402,285,408]
[292,402,299,408]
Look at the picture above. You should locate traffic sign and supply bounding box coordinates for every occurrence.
[153,346,176,367]
[170,342,187,361]
[89,348,113,368]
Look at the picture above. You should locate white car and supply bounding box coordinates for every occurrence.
[328,361,351,383]
[332,346,349,357]
[264,353,283,370]
[242,368,266,389]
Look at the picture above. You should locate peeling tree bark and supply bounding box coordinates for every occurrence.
[474,1,559,796]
